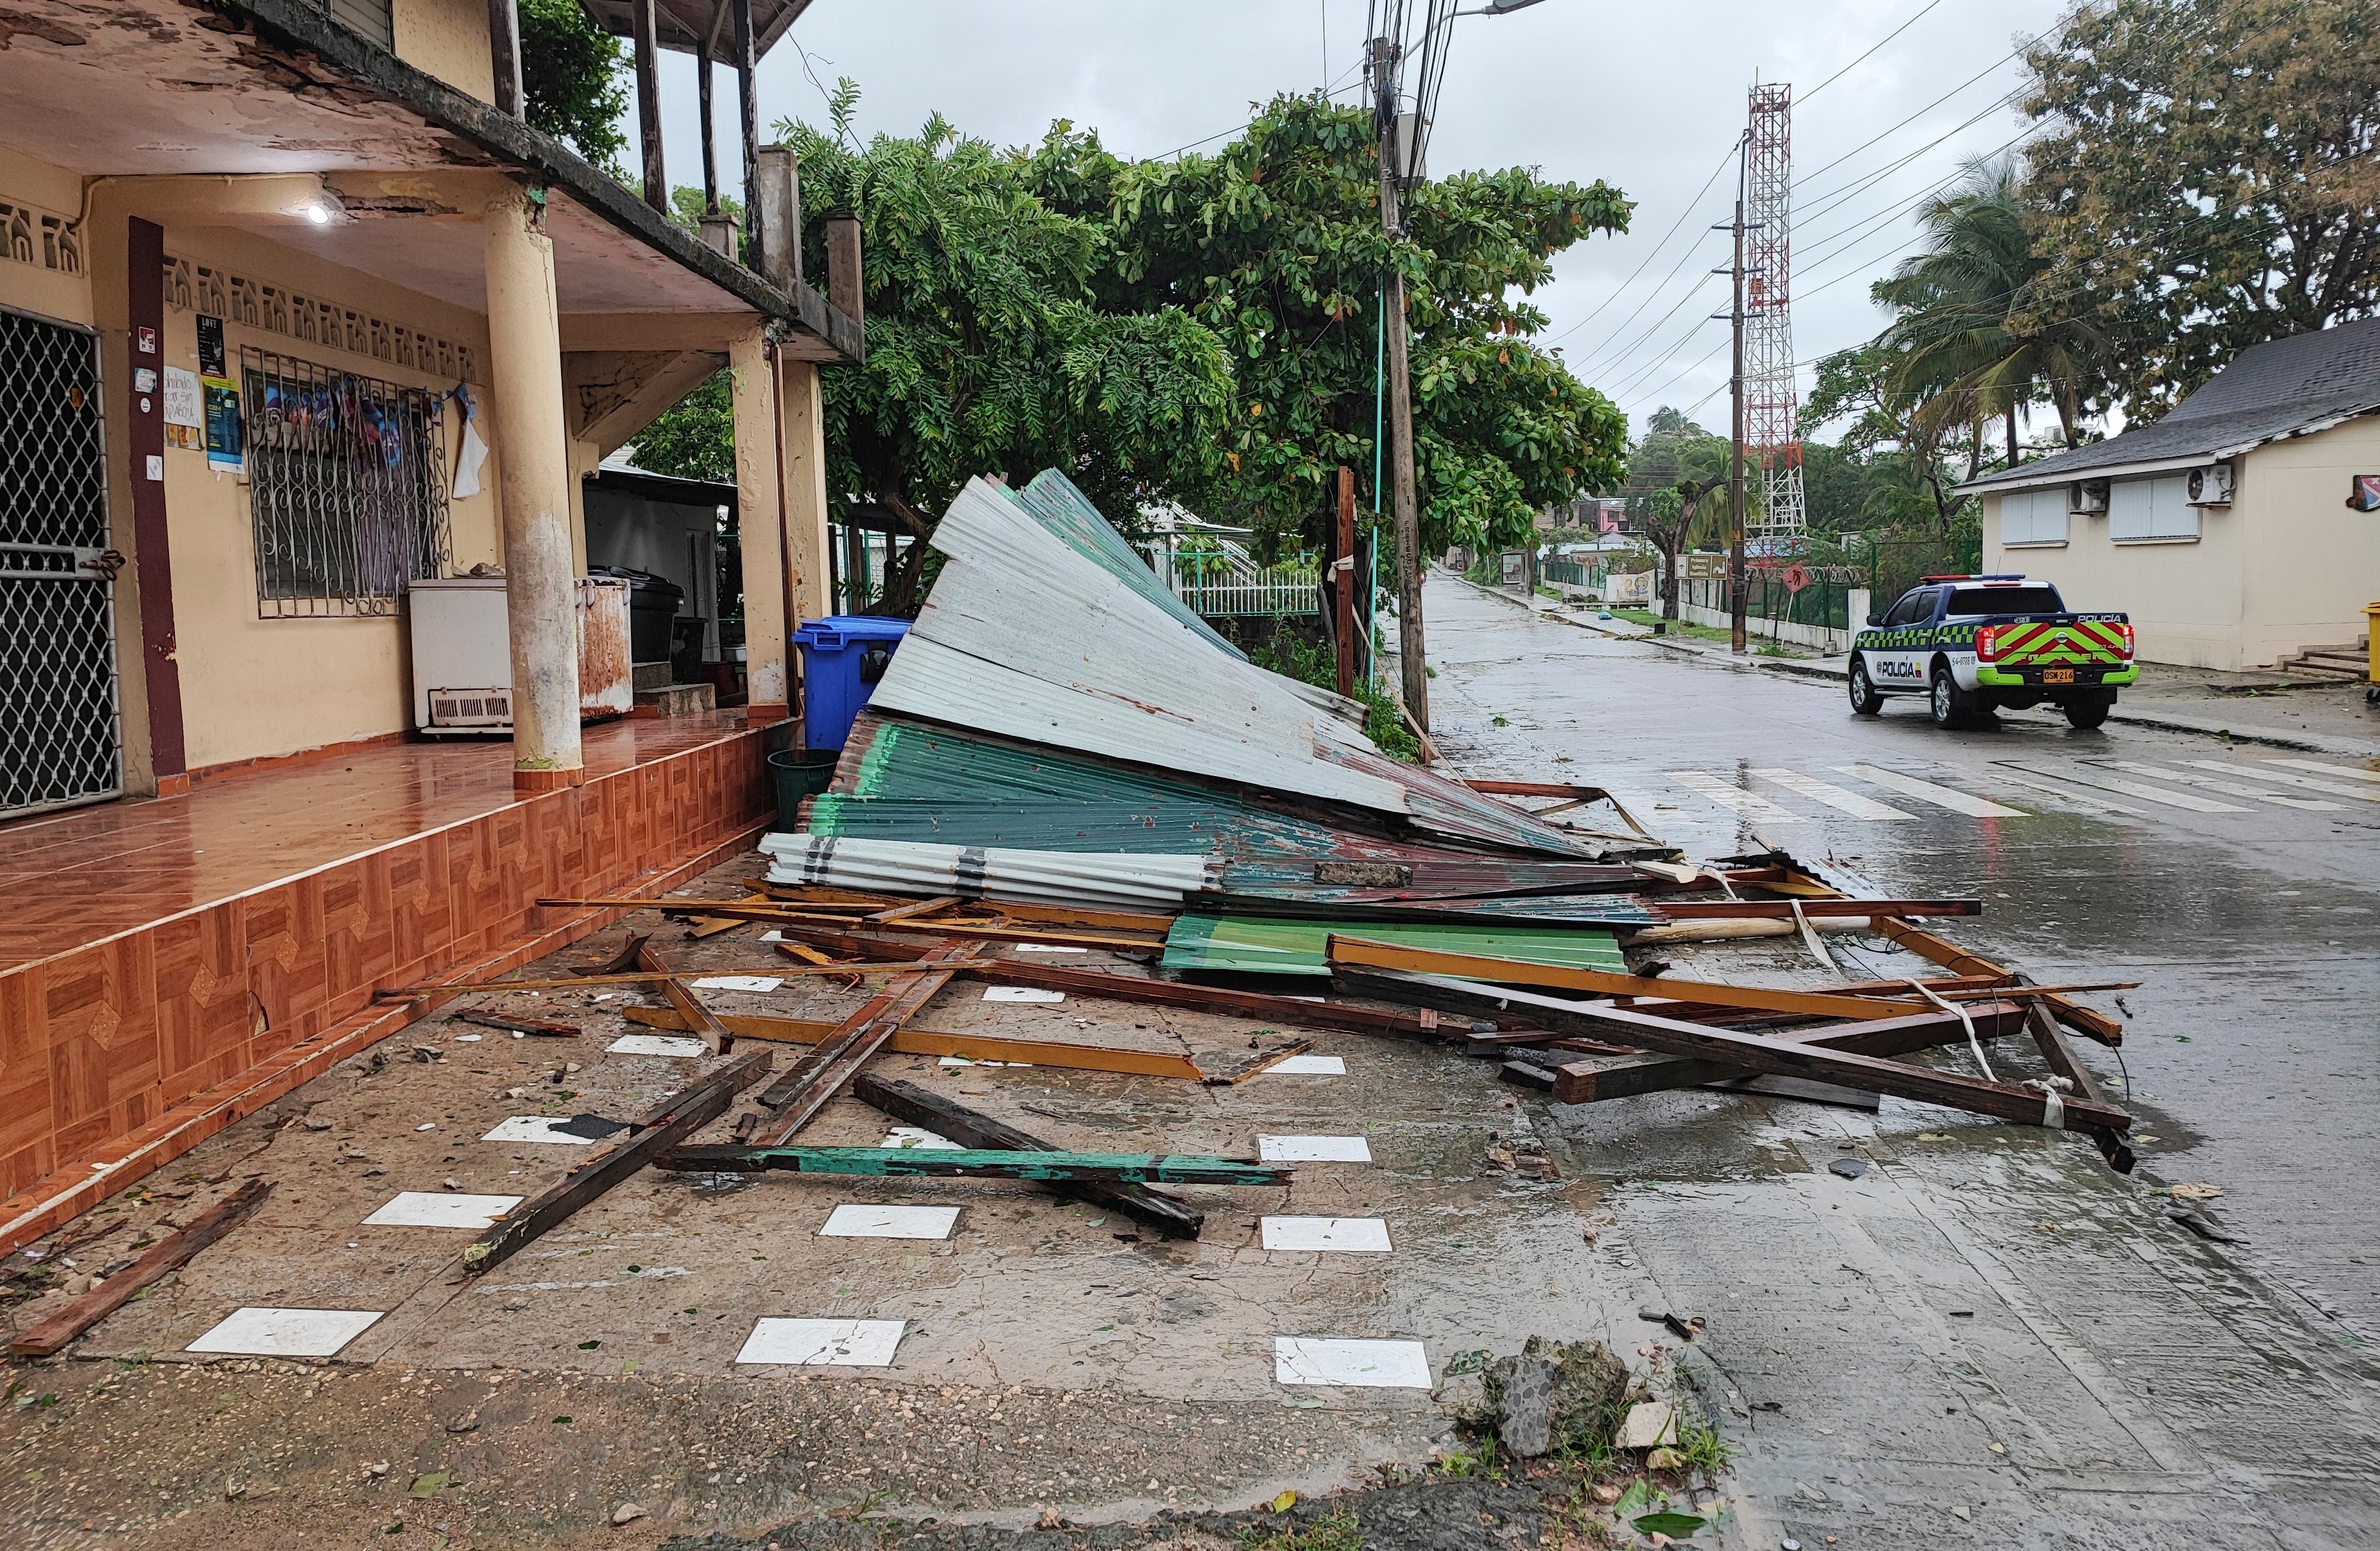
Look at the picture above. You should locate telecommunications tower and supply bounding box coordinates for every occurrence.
[1742,82,1806,552]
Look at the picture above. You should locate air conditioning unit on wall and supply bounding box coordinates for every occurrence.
[2069,479,2110,514]
[2187,463,2236,506]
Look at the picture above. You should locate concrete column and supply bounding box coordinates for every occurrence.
[483,188,584,790]
[778,355,833,624]
[729,327,790,719]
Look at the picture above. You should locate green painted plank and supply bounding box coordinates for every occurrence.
[1163,914,1627,978]
[654,1145,1288,1186]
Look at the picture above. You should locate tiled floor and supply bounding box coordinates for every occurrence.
[0,711,781,1217]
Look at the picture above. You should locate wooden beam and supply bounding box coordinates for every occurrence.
[1526,1003,2032,1104]
[853,1075,1205,1239]
[869,895,960,924]
[453,1009,580,1038]
[1348,968,2131,1134]
[2021,993,2136,1172]
[372,961,947,998]
[462,1050,771,1276]
[638,941,734,1054]
[688,893,769,939]
[10,1180,272,1357]
[750,942,986,1142]
[534,898,1165,951]
[752,881,1176,934]
[653,1145,1291,1186]
[1650,898,1979,921]
[622,1004,1205,1080]
[632,0,666,212]
[1870,915,2125,1046]
[1197,1039,1314,1086]
[1324,936,1920,1022]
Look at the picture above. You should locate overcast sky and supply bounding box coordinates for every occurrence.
[644,0,2075,442]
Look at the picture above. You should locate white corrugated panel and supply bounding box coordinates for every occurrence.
[873,478,1407,812]
[760,834,1216,911]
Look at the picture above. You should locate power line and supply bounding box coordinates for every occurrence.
[1545,140,1738,348]
[1799,0,1950,104]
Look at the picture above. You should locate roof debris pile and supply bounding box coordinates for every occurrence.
[443,467,2135,1271]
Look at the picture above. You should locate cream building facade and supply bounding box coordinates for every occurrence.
[0,0,857,818]
[1964,319,2380,674]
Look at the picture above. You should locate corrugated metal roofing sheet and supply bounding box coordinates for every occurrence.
[1162,915,1627,978]
[1010,472,1248,661]
[759,833,1215,911]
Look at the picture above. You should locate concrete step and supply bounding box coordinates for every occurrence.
[632,661,677,692]
[633,681,717,718]
[2281,648,2368,681]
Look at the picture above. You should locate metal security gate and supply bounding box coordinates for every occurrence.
[0,306,121,819]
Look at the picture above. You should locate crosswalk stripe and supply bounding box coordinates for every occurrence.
[1986,768,2150,815]
[1997,760,2246,814]
[2196,760,2380,803]
[1833,765,2028,818]
[2265,756,2380,785]
[1664,770,1805,822]
[2096,760,2340,811]
[1748,768,1915,820]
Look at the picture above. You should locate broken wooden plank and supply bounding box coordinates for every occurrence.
[869,895,961,924]
[452,1010,580,1038]
[1348,967,2131,1134]
[1530,1004,2031,1103]
[2019,988,2136,1172]
[750,942,988,1143]
[371,961,938,999]
[534,897,1166,951]
[574,933,651,976]
[461,1050,771,1276]
[10,1180,273,1357]
[653,1145,1291,1186]
[687,893,770,939]
[621,1005,1205,1080]
[750,881,1176,934]
[853,1075,1204,1239]
[1324,936,1921,1022]
[638,941,735,1055]
[1650,898,1981,920]
[1197,1039,1316,1086]
[1869,915,2125,1046]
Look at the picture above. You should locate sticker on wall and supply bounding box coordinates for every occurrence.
[163,367,202,451]
[2349,475,2380,513]
[203,376,242,473]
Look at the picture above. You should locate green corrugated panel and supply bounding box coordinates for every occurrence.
[1163,915,1626,978]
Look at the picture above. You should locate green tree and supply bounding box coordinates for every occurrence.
[1027,92,1633,558]
[1623,408,1731,617]
[630,368,734,484]
[775,86,1237,581]
[2023,0,2380,413]
[519,0,629,174]
[1871,158,2106,459]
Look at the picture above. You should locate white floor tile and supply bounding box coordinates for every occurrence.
[186,1308,384,1358]
[882,1127,963,1151]
[1012,944,1088,953]
[607,1034,709,1057]
[982,986,1065,1002]
[1258,1134,1373,1162]
[1261,1216,1393,1252]
[1273,1336,1430,1388]
[1262,1055,1346,1075]
[690,975,784,992]
[482,1116,596,1146]
[938,1055,1031,1068]
[736,1318,907,1367]
[820,1203,961,1240]
[361,1192,521,1229]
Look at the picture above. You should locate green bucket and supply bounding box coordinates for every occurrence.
[767,748,840,830]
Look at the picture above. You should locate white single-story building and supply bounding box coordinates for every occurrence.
[1959,318,2380,672]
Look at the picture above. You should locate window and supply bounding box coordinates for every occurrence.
[2108,474,2199,540]
[1947,586,2065,618]
[1885,588,1934,626]
[242,346,452,617]
[1999,488,2069,545]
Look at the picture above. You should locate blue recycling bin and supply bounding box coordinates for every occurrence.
[792,615,912,752]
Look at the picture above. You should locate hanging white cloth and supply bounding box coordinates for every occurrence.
[450,384,488,499]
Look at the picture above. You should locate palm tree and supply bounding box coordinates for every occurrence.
[1872,158,2103,462]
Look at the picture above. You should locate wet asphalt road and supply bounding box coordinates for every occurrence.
[1414,574,2380,1547]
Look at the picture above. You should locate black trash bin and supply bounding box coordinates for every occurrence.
[589,565,685,662]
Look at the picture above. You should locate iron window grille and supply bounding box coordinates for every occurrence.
[242,345,453,618]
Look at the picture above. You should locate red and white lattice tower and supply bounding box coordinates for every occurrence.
[1743,82,1805,552]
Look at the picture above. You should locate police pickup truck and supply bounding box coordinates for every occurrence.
[1847,574,2136,729]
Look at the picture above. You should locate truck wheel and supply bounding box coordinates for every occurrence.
[2063,692,2113,730]
[1930,665,1973,728]
[1847,656,1883,715]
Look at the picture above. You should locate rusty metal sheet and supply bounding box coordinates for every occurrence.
[577,577,633,721]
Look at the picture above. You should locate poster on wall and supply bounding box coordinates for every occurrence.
[196,314,225,377]
[203,376,242,473]
[162,366,203,450]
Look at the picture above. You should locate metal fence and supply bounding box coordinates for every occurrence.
[242,345,452,618]
[0,306,121,818]
[1142,529,1320,617]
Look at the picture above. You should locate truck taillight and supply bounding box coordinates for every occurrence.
[1975,625,1999,661]
[2118,622,2135,658]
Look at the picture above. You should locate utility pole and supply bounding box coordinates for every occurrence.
[1728,183,1748,656]
[1372,35,1429,731]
